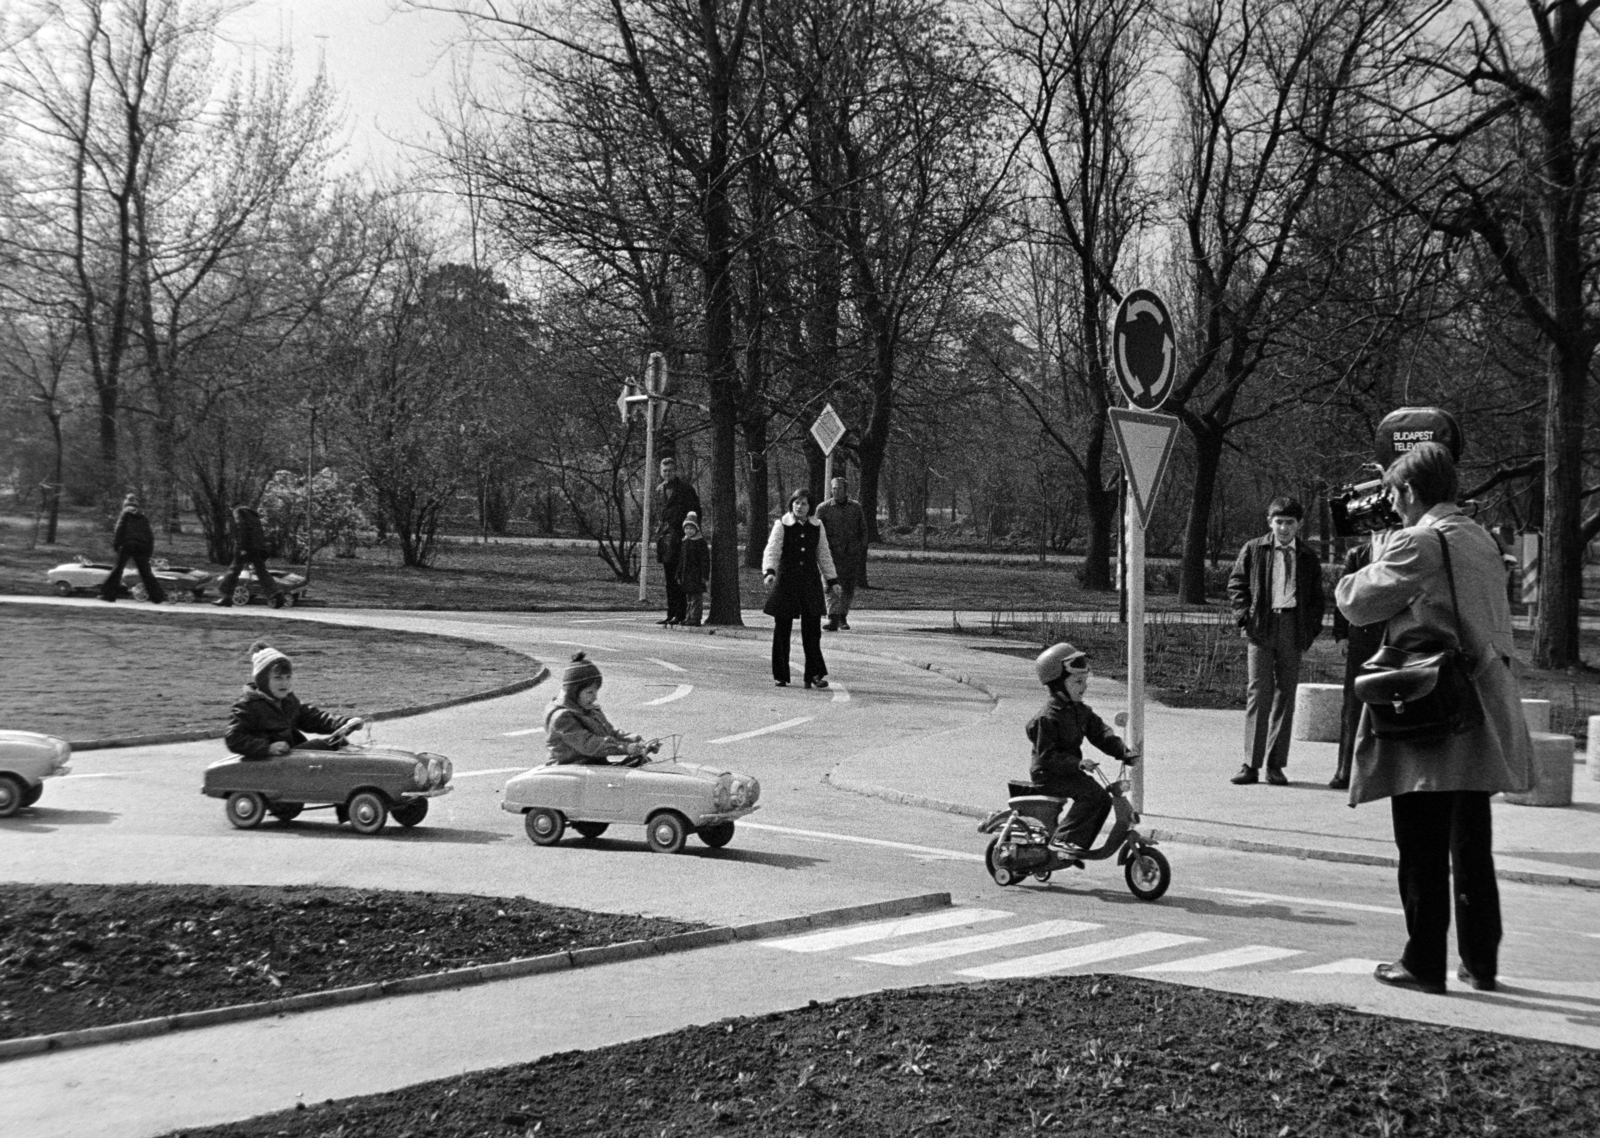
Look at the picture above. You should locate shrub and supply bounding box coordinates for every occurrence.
[259,469,369,563]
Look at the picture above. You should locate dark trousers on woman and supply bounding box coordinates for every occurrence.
[99,549,165,602]
[1391,790,1501,986]
[216,550,280,604]
[771,613,826,684]
[1040,771,1112,850]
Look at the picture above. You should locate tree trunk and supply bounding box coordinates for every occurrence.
[1080,422,1116,589]
[1179,423,1226,604]
[703,180,743,625]
[1535,340,1587,667]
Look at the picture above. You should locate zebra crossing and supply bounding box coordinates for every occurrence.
[763,907,1380,981]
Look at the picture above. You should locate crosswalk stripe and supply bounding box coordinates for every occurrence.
[765,909,1011,953]
[1133,945,1304,973]
[955,932,1206,980]
[1294,958,1385,974]
[855,920,1102,966]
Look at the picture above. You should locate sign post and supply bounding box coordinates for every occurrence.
[621,354,667,601]
[1108,289,1178,814]
[810,403,847,488]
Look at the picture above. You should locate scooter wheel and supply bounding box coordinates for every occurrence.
[1032,871,1052,884]
[1125,847,1171,901]
[985,838,1018,887]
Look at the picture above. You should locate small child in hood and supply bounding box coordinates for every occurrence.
[678,512,709,627]
[225,640,363,760]
[545,653,658,765]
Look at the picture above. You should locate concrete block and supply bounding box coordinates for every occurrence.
[1521,699,1552,733]
[1292,683,1344,742]
[1587,716,1600,780]
[1502,731,1574,807]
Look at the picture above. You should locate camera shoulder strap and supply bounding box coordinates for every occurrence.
[1437,529,1467,655]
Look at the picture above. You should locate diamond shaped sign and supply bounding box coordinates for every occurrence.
[810,403,846,456]
[1109,408,1179,529]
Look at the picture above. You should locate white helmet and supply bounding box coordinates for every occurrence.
[1035,643,1089,686]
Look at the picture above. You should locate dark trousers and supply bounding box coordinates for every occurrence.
[1391,791,1501,986]
[684,592,703,625]
[1041,770,1112,850]
[217,550,279,601]
[771,613,826,683]
[827,575,856,620]
[99,548,165,602]
[1336,628,1383,781]
[1243,612,1301,769]
[662,554,687,621]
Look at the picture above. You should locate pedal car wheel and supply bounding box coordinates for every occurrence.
[698,821,736,849]
[1033,870,1052,884]
[269,593,288,609]
[226,792,266,830]
[571,821,608,840]
[645,811,688,854]
[347,791,388,835]
[392,799,429,828]
[985,838,1017,887]
[22,782,44,808]
[1125,847,1172,901]
[269,803,304,823]
[231,585,251,606]
[525,807,565,845]
[52,580,73,597]
[128,582,148,602]
[0,774,26,818]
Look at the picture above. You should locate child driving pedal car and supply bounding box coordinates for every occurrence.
[225,641,364,760]
[544,653,659,766]
[1025,643,1138,855]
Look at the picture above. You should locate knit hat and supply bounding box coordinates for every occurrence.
[249,639,290,685]
[561,652,603,695]
[683,511,700,534]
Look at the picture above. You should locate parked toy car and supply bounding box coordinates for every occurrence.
[224,566,307,608]
[47,554,213,602]
[202,736,453,835]
[501,745,760,853]
[0,730,72,817]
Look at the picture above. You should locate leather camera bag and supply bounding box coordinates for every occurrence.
[1352,531,1484,742]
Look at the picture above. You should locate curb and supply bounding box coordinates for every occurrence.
[0,892,949,1063]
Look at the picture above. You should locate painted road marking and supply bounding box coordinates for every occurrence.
[856,920,1102,967]
[1134,945,1304,973]
[739,821,984,862]
[956,932,1206,980]
[550,640,616,652]
[452,767,528,778]
[767,909,1011,953]
[501,727,544,737]
[708,717,814,744]
[1294,958,1385,975]
[831,681,850,703]
[643,684,693,706]
[647,657,687,673]
[611,633,736,651]
[60,772,145,779]
[1203,888,1405,916]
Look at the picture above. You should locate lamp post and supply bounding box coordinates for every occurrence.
[620,353,668,600]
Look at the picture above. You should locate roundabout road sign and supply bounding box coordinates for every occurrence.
[1111,289,1176,410]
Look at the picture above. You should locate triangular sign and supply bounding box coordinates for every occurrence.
[1109,408,1179,529]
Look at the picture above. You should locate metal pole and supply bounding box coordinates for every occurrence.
[1126,491,1146,814]
[639,397,655,603]
[824,451,834,493]
[304,406,316,587]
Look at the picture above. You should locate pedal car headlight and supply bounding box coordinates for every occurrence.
[713,775,733,812]
[412,760,429,789]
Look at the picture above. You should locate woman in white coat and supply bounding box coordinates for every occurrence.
[762,488,840,688]
[1335,442,1534,995]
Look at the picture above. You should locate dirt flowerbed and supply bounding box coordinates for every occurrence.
[0,884,702,1041]
[171,976,1599,1138]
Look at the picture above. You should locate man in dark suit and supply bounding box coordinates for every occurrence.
[1226,496,1326,784]
[653,456,701,626]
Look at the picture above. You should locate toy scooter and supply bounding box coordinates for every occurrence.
[977,761,1171,900]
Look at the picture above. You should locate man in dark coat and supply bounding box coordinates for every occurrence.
[1330,538,1384,790]
[214,503,282,607]
[816,477,868,631]
[1226,495,1326,784]
[98,493,166,603]
[653,456,701,626]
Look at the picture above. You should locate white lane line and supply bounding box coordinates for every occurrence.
[647,657,687,673]
[643,684,693,706]
[1203,888,1404,916]
[550,640,616,652]
[1294,958,1385,975]
[956,932,1206,980]
[1134,945,1305,973]
[856,920,1102,967]
[766,909,1012,953]
[611,633,736,651]
[831,681,850,703]
[708,717,813,744]
[501,727,544,737]
[60,772,146,779]
[452,767,528,778]
[739,821,984,862]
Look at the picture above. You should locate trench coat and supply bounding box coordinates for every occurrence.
[760,513,838,620]
[1334,505,1535,806]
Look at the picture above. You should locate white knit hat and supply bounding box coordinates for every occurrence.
[250,640,290,681]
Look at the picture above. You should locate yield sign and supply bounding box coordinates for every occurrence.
[810,403,846,456]
[1109,408,1179,529]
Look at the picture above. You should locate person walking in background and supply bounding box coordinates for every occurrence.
[816,477,867,631]
[1226,496,1326,785]
[762,487,840,689]
[98,493,165,604]
[677,512,708,627]
[1329,537,1385,790]
[214,503,282,607]
[1336,442,1534,995]
[654,456,701,626]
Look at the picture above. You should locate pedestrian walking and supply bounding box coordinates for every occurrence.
[214,503,283,607]
[761,487,840,689]
[654,456,701,626]
[1336,442,1534,995]
[816,477,867,631]
[1329,538,1384,790]
[1226,496,1326,784]
[678,513,708,626]
[98,493,166,604]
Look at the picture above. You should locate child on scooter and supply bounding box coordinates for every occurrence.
[1026,642,1138,854]
[225,641,364,760]
[545,653,659,766]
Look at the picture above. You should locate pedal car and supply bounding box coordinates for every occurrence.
[47,554,213,601]
[501,741,760,853]
[202,730,453,835]
[224,565,307,608]
[0,730,72,817]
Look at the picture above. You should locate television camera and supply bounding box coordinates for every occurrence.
[1328,407,1463,539]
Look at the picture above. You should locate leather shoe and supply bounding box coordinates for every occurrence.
[1328,775,1349,790]
[1457,965,1496,992]
[805,677,829,690]
[212,598,233,607]
[655,617,672,625]
[1374,961,1446,995]
[822,621,839,631]
[839,618,851,630]
[774,680,789,687]
[1265,768,1288,786]
[1230,765,1258,785]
